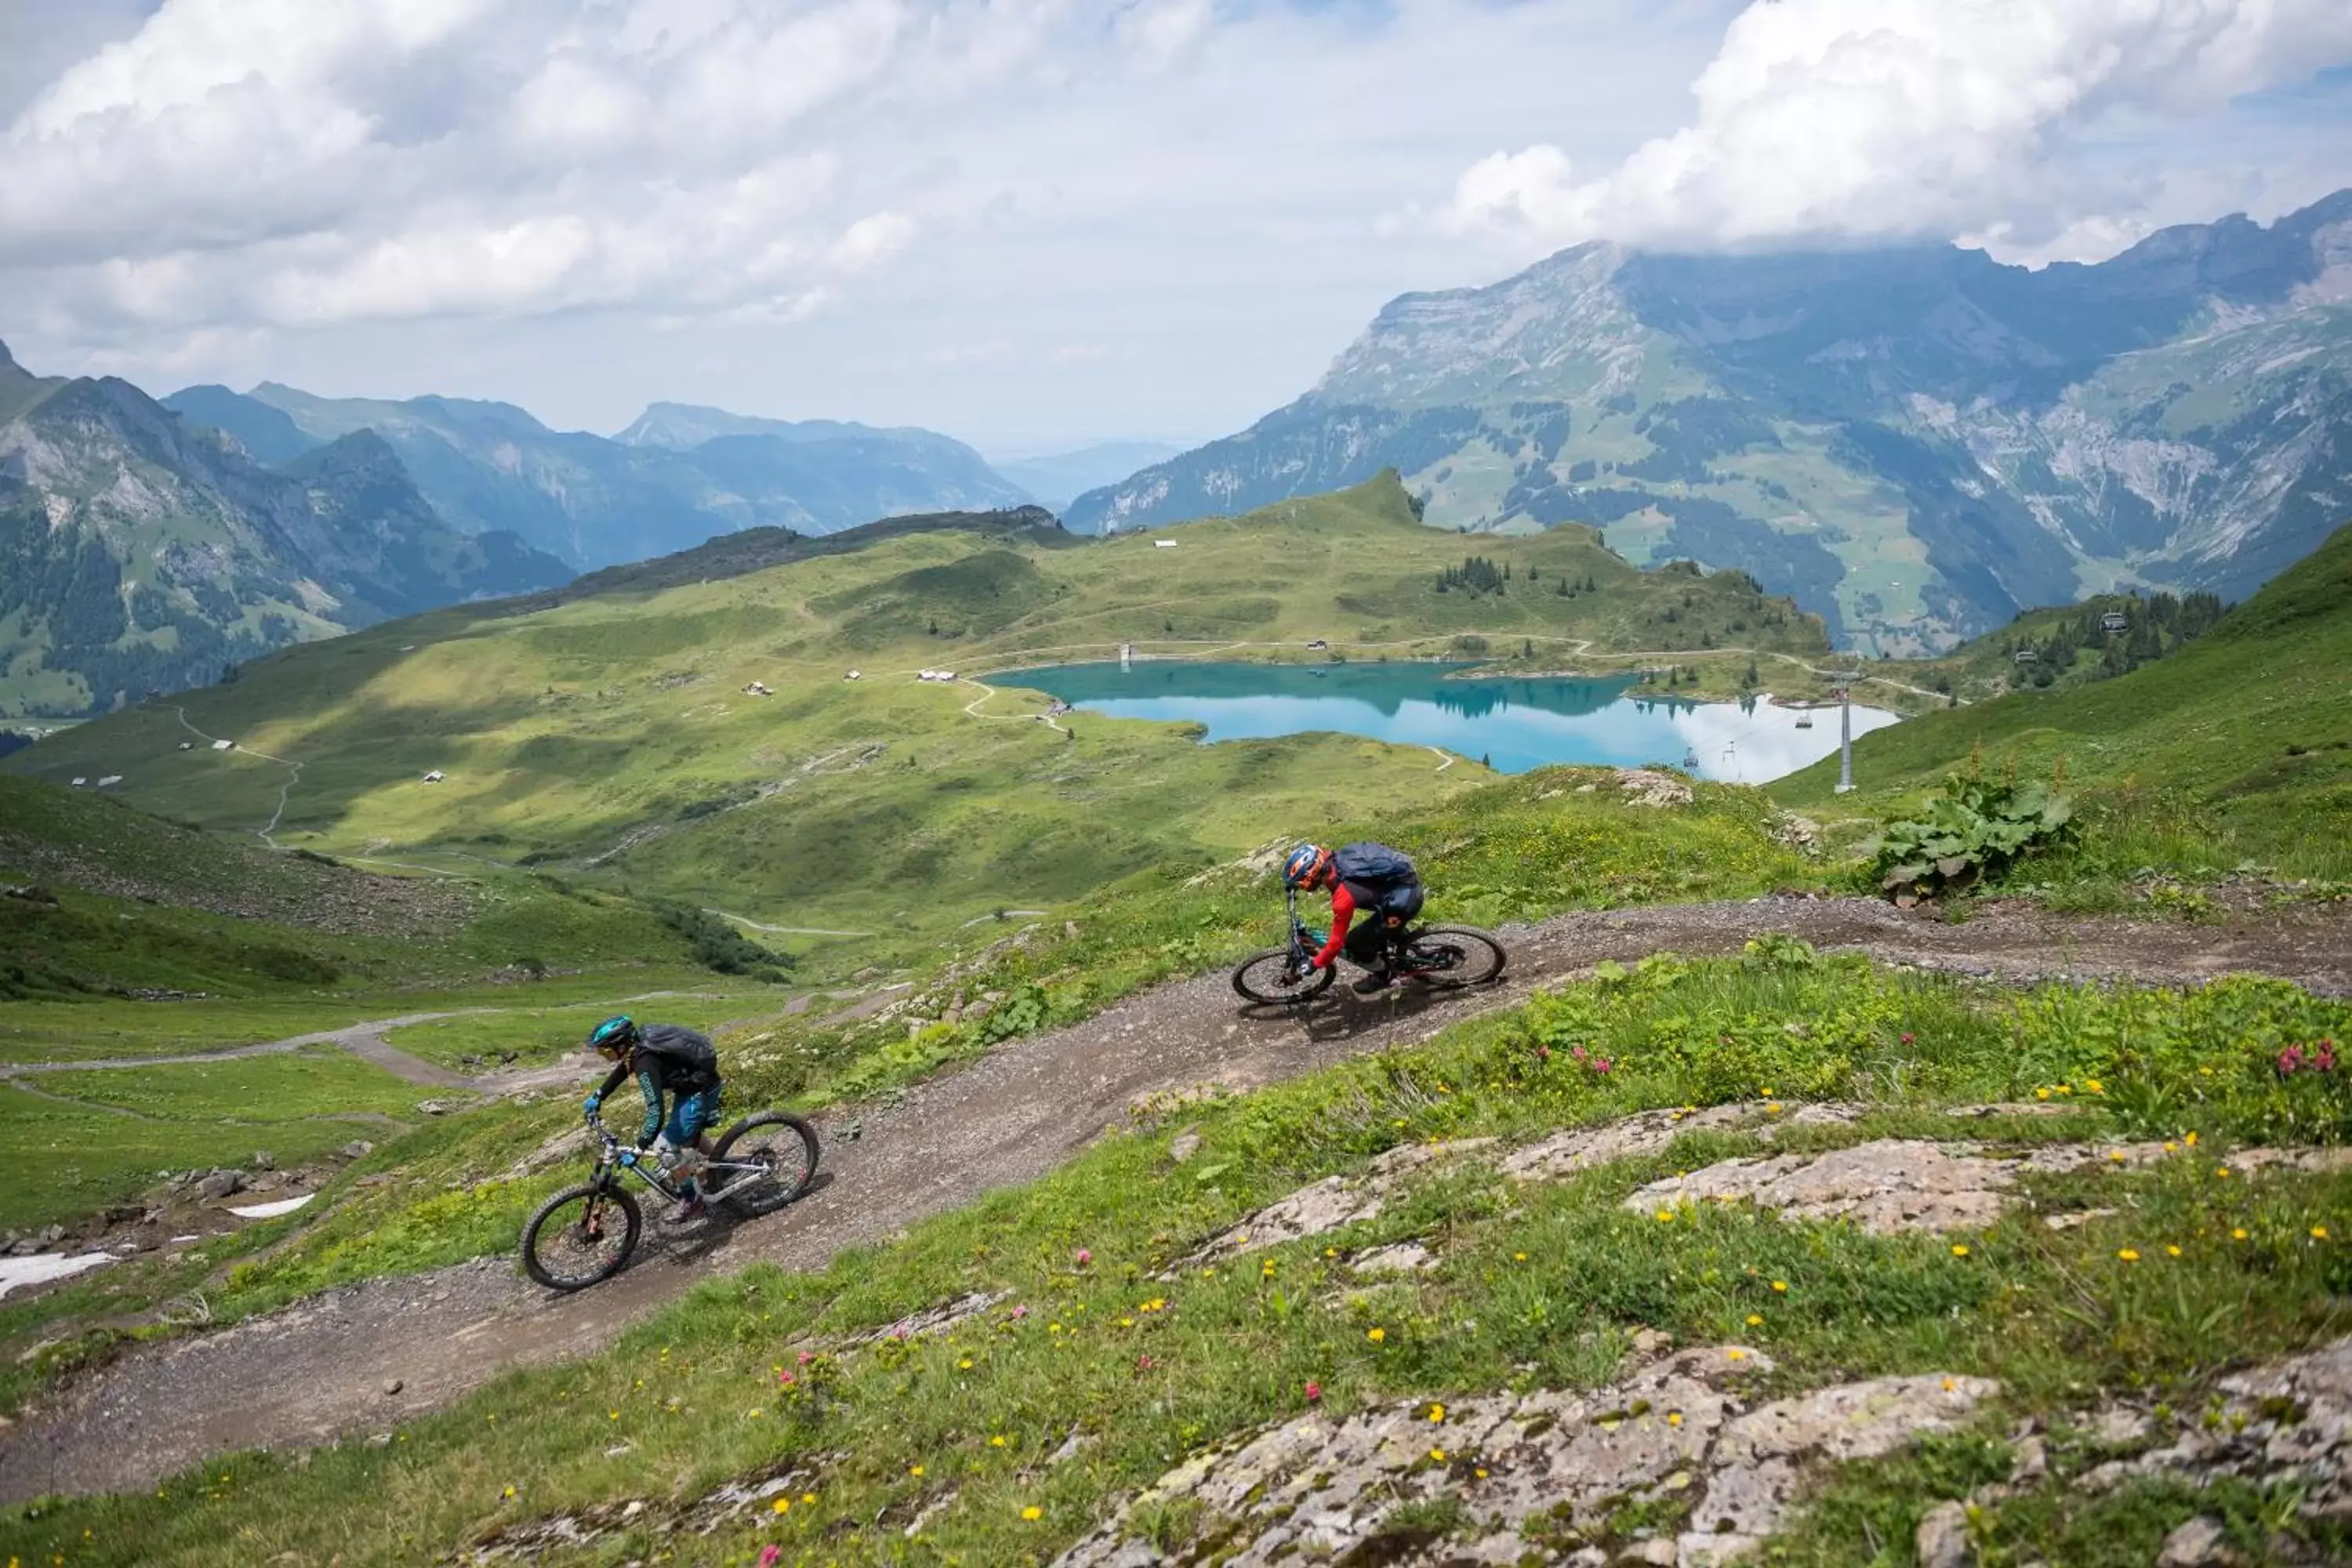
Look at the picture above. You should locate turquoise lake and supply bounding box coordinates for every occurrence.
[996,662,1900,784]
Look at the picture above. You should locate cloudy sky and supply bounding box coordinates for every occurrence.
[4,1,2350,456]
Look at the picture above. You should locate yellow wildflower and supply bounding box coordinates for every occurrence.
[2233,1228,2249,1240]
[1022,1506,1043,1522]
[1667,1411,1682,1428]
[1655,1210,1676,1224]
[1770,1279,1788,1293]
[991,1435,1008,1447]
[1951,1244,1970,1258]
[1745,1314,1763,1327]
[1726,1348,1747,1361]
[2165,1245,2181,1258]
[909,1465,925,1477]
[2118,1249,2140,1262]
[772,1498,790,1515]
[2315,1227,2332,1241]
[1367,1327,1386,1343]
[1428,1403,1446,1423]
[1429,1448,1446,1462]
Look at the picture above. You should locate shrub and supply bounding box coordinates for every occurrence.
[1875,775,2073,904]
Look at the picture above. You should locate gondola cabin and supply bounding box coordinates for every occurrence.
[2100,611,2129,633]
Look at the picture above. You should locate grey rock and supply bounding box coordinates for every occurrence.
[194,1171,245,1200]
[1351,1242,1436,1276]
[2008,1434,2048,1483]
[416,1098,459,1116]
[1915,1500,1969,1568]
[1050,1348,1998,1568]
[383,1379,404,1396]
[1168,1128,1201,1163]
[339,1140,375,1160]
[1185,1138,1497,1264]
[1621,1137,2187,1236]
[252,1151,275,1171]
[2156,1516,2228,1567]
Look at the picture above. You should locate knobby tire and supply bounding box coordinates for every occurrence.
[1400,926,1508,989]
[521,1181,642,1290]
[1232,949,1335,1005]
[710,1112,820,1216]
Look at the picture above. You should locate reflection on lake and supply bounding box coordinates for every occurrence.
[997,661,1901,784]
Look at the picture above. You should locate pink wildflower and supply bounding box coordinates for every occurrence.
[777,1371,796,1388]
[759,1547,782,1568]
[1136,1354,1156,1371]
[1570,1044,1587,1061]
[797,1350,815,1366]
[1011,1305,1029,1320]
[1900,1033,1915,1045]
[1304,1381,1323,1403]
[1536,1046,1551,1061]
[1075,1249,1092,1267]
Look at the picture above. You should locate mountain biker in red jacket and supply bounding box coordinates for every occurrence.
[583,1015,723,1222]
[1283,842,1425,993]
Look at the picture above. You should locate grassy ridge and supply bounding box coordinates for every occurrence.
[1778,521,2352,877]
[4,476,1830,956]
[5,953,2343,1566]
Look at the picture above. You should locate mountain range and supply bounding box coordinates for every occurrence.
[164,387,1033,571]
[1068,191,2352,652]
[0,340,571,720]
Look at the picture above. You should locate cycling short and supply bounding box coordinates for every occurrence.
[664,1083,723,1145]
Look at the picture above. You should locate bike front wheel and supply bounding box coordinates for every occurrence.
[709,1112,820,1216]
[1398,926,1508,989]
[521,1181,642,1290]
[1232,949,1335,1006]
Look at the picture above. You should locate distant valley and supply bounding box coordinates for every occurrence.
[163,388,1035,570]
[0,348,1083,719]
[1070,191,2352,653]
[0,341,572,720]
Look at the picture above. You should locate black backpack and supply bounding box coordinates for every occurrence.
[1332,842,1417,895]
[638,1025,719,1091]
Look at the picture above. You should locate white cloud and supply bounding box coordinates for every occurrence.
[2,0,2344,452]
[0,0,956,330]
[1439,0,2352,256]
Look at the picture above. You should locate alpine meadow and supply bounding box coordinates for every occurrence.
[2,5,2351,1568]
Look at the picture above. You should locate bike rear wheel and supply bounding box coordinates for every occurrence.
[521,1181,641,1290]
[1397,926,1508,989]
[709,1112,820,1216]
[1232,949,1335,1006]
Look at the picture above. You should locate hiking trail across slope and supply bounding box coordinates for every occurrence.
[3,892,2349,1503]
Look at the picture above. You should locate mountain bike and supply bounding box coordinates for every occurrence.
[1230,888,1507,1005]
[520,1108,819,1290]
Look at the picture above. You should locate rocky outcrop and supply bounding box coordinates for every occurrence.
[1628,1139,2352,1235]
[1053,1348,1999,1566]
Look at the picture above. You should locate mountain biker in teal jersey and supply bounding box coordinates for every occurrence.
[1283,842,1425,993]
[583,1016,724,1222]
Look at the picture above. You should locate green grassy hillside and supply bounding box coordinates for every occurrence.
[6,475,1829,955]
[1900,587,2227,704]
[1777,520,2352,873]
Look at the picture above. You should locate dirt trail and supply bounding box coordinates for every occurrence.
[5,895,2350,1503]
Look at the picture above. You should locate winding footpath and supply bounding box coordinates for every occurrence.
[3,895,2350,1502]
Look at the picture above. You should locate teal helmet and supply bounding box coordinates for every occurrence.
[588,1015,639,1057]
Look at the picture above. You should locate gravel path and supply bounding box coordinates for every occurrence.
[3,894,2348,1502]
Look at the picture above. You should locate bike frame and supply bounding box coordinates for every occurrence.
[583,1112,763,1203]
